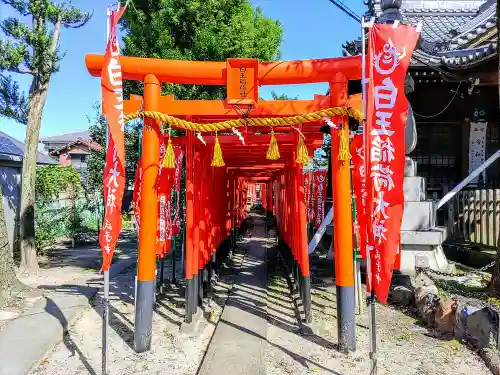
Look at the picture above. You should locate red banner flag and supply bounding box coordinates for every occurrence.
[172,149,184,235]
[314,171,327,228]
[303,173,312,223]
[132,158,142,230]
[156,136,181,258]
[351,134,367,258]
[99,7,127,272]
[365,24,419,303]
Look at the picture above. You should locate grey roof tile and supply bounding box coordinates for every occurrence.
[40,130,90,143]
[0,131,56,165]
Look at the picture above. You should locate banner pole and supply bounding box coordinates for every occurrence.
[101,8,112,375]
[159,256,165,294]
[172,236,177,285]
[102,269,110,375]
[362,15,377,375]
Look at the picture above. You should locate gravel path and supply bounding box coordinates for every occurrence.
[27,218,495,375]
[30,255,240,375]
[265,247,492,375]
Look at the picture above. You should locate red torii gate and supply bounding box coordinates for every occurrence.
[86,54,362,353]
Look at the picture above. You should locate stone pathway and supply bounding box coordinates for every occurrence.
[198,215,268,375]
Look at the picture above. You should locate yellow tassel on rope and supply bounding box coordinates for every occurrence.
[266,129,280,160]
[338,128,351,161]
[211,133,225,167]
[296,135,310,165]
[162,138,176,168]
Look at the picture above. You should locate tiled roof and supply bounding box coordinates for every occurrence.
[40,130,90,143]
[394,0,496,68]
[48,139,103,156]
[405,14,476,45]
[412,42,497,67]
[449,2,496,48]
[0,131,56,165]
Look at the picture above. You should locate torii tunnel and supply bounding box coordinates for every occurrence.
[86,54,363,353]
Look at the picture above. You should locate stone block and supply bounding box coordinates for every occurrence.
[415,287,439,327]
[404,177,426,202]
[401,227,447,246]
[413,271,436,289]
[389,285,414,306]
[402,201,434,230]
[405,157,417,177]
[398,243,450,276]
[435,299,458,334]
[454,306,479,342]
[465,307,499,350]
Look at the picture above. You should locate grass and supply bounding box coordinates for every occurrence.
[442,339,461,351]
[163,327,175,341]
[397,331,414,341]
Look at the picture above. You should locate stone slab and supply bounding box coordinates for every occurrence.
[402,201,434,231]
[405,157,417,177]
[399,244,450,275]
[179,307,205,336]
[198,217,268,375]
[404,176,426,202]
[401,227,447,245]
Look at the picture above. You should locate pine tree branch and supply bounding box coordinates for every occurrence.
[0,74,28,125]
[0,39,30,73]
[1,18,35,44]
[46,3,93,29]
[0,0,30,16]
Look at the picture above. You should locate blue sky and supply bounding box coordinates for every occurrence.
[0,0,365,141]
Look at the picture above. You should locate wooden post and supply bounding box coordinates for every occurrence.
[330,73,356,353]
[185,131,195,323]
[134,74,160,353]
[295,149,312,323]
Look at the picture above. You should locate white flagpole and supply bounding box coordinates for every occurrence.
[102,8,112,375]
[361,16,377,375]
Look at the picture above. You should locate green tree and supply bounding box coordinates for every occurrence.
[35,165,82,250]
[86,103,142,194]
[0,0,91,274]
[120,0,283,99]
[87,0,283,223]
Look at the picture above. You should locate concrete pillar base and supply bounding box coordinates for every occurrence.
[180,307,205,336]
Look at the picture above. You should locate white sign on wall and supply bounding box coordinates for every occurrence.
[469,121,488,184]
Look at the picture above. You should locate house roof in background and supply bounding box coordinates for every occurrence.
[40,130,90,143]
[48,139,102,156]
[0,131,56,165]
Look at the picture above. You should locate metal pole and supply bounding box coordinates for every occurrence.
[102,270,109,375]
[102,9,111,374]
[362,16,377,375]
[159,257,165,294]
[172,236,177,285]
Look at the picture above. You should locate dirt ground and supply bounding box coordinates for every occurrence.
[0,234,137,332]
[23,226,496,375]
[30,250,242,375]
[265,248,491,375]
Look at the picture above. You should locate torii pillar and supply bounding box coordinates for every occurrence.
[330,73,356,353]
[135,74,160,352]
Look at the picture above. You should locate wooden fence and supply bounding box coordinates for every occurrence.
[444,188,500,247]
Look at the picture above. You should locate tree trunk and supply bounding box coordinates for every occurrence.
[489,1,500,297]
[19,77,49,275]
[0,184,25,307]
